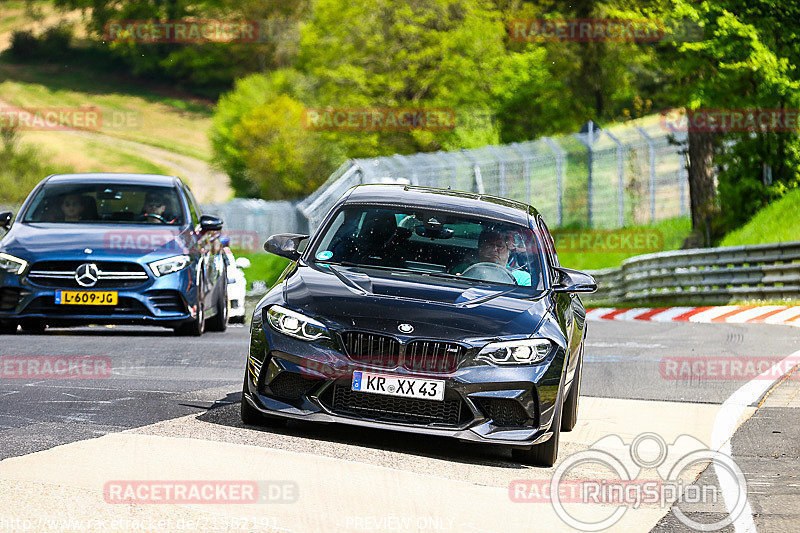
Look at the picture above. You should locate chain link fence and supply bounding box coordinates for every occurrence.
[205,120,689,242]
[295,121,689,233]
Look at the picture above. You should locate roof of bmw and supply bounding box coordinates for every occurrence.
[341,184,537,225]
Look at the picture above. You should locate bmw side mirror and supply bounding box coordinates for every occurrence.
[552,267,597,293]
[199,214,223,232]
[264,233,309,261]
[0,211,12,230]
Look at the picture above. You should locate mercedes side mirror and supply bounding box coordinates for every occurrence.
[552,267,597,293]
[0,211,12,230]
[264,233,309,261]
[199,214,223,232]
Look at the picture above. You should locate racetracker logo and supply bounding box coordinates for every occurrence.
[303,108,456,131]
[103,20,260,44]
[104,230,183,253]
[549,229,663,254]
[661,108,800,133]
[222,230,260,252]
[1,356,112,379]
[509,18,665,42]
[660,356,800,381]
[510,433,748,531]
[0,107,101,131]
[103,480,298,504]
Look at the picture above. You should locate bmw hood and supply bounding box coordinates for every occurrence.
[283,264,550,341]
[0,223,190,258]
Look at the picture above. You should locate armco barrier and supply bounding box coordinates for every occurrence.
[585,241,800,304]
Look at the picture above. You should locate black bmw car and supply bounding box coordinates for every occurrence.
[0,173,228,335]
[242,185,595,466]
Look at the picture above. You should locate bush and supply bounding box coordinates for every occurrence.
[0,129,72,204]
[9,31,39,60]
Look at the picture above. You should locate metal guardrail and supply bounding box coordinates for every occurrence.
[585,241,800,304]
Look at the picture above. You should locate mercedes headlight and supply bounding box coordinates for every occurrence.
[0,253,27,275]
[476,339,552,365]
[148,255,191,277]
[266,305,330,341]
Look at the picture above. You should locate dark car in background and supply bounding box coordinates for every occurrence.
[0,173,228,335]
[242,184,595,466]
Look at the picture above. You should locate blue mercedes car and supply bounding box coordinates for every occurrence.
[0,173,228,335]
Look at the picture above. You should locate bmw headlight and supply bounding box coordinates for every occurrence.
[148,255,191,277]
[266,305,330,341]
[476,339,552,365]
[0,252,27,274]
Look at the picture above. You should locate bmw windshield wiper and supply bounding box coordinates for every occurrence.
[455,287,518,308]
[325,263,371,295]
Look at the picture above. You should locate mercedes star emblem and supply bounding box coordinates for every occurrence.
[75,263,100,288]
[398,323,414,333]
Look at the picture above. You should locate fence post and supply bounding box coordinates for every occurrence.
[573,123,596,228]
[542,136,564,226]
[605,130,625,228]
[510,142,531,205]
[487,145,507,197]
[636,126,657,222]
[461,149,484,194]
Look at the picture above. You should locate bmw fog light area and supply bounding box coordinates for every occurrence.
[476,339,552,365]
[266,305,331,341]
[148,255,191,277]
[0,253,28,275]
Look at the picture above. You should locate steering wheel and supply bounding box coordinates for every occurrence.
[460,262,517,284]
[139,213,168,224]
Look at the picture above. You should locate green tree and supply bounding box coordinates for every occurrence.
[656,0,800,243]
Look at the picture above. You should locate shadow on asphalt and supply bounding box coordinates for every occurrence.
[195,401,530,470]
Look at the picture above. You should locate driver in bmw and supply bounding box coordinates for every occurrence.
[455,228,531,286]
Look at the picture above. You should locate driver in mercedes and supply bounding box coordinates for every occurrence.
[140,192,177,224]
[454,228,531,286]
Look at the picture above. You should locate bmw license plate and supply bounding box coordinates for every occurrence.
[55,291,118,305]
[352,371,445,401]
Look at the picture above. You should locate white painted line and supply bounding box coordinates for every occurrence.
[688,306,741,323]
[711,348,800,533]
[648,307,696,322]
[764,306,800,324]
[612,308,651,321]
[585,307,615,320]
[725,306,784,324]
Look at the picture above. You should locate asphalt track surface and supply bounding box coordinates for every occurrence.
[0,319,798,532]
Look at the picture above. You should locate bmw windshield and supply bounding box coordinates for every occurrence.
[310,205,545,291]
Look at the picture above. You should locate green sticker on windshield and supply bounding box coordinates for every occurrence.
[316,250,333,261]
